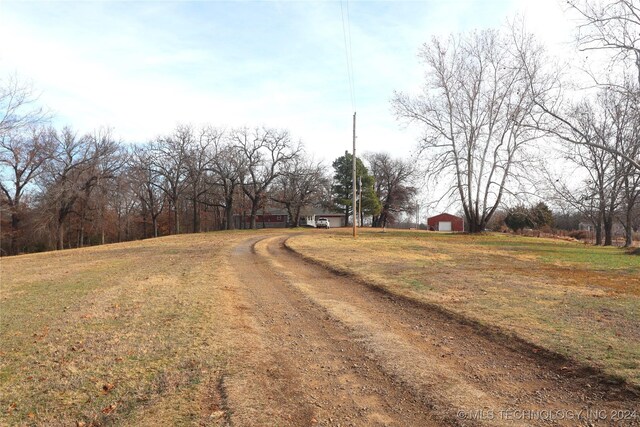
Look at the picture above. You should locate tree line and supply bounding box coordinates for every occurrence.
[2,0,637,253]
[0,87,418,255]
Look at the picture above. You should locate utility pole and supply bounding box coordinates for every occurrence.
[352,112,357,238]
[358,175,362,227]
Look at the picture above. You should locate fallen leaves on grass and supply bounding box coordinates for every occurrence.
[101,383,115,394]
[101,403,117,414]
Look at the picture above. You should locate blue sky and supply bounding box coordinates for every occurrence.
[0,0,574,165]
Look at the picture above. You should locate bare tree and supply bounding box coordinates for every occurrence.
[602,87,639,245]
[568,104,622,246]
[271,155,328,227]
[184,126,220,233]
[529,1,640,170]
[365,152,417,228]
[209,134,244,230]
[107,171,138,243]
[81,128,125,246]
[619,162,640,246]
[530,82,640,171]
[39,127,120,250]
[546,87,637,245]
[568,0,640,85]
[0,74,47,137]
[0,127,53,254]
[233,127,300,229]
[608,83,640,246]
[149,125,191,234]
[0,75,50,254]
[130,145,165,238]
[393,28,546,232]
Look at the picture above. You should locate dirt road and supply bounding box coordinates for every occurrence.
[219,235,639,426]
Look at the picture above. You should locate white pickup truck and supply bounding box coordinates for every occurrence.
[316,218,330,229]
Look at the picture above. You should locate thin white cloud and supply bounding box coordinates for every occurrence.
[0,0,583,166]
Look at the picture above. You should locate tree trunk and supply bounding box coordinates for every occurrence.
[603,215,613,246]
[250,203,258,229]
[595,220,603,245]
[57,222,65,250]
[142,213,148,239]
[174,203,180,234]
[117,212,122,243]
[79,211,85,248]
[225,197,235,230]
[284,203,294,227]
[192,195,199,233]
[10,212,19,255]
[293,208,301,229]
[153,216,159,237]
[214,206,222,230]
[466,214,484,233]
[126,213,131,241]
[624,213,633,247]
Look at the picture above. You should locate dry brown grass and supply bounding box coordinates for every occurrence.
[0,231,268,426]
[2,227,637,424]
[287,228,640,387]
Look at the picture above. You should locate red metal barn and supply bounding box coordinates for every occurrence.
[427,213,464,232]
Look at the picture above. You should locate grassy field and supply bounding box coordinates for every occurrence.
[287,229,640,386]
[2,228,638,425]
[0,231,269,426]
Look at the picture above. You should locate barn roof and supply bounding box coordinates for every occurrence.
[427,213,463,221]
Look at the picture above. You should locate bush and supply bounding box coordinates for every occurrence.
[540,225,554,234]
[568,230,589,240]
[505,205,533,232]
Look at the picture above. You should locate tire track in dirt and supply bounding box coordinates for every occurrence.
[223,236,438,426]
[223,235,639,426]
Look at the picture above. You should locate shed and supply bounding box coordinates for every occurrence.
[427,213,464,232]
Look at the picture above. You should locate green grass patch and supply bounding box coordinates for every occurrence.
[469,234,639,271]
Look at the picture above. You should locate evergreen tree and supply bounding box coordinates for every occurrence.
[504,205,533,233]
[331,152,381,225]
[530,202,554,229]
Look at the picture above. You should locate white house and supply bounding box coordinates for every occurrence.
[299,208,346,228]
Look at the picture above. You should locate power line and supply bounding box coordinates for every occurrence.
[340,0,358,237]
[345,0,355,111]
[340,0,356,112]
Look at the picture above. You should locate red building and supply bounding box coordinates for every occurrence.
[427,213,464,232]
[233,209,289,229]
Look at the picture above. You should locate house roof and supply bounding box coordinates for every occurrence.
[259,208,289,216]
[234,208,289,217]
[300,206,343,216]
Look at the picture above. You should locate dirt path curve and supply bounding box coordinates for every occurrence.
[221,235,639,427]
